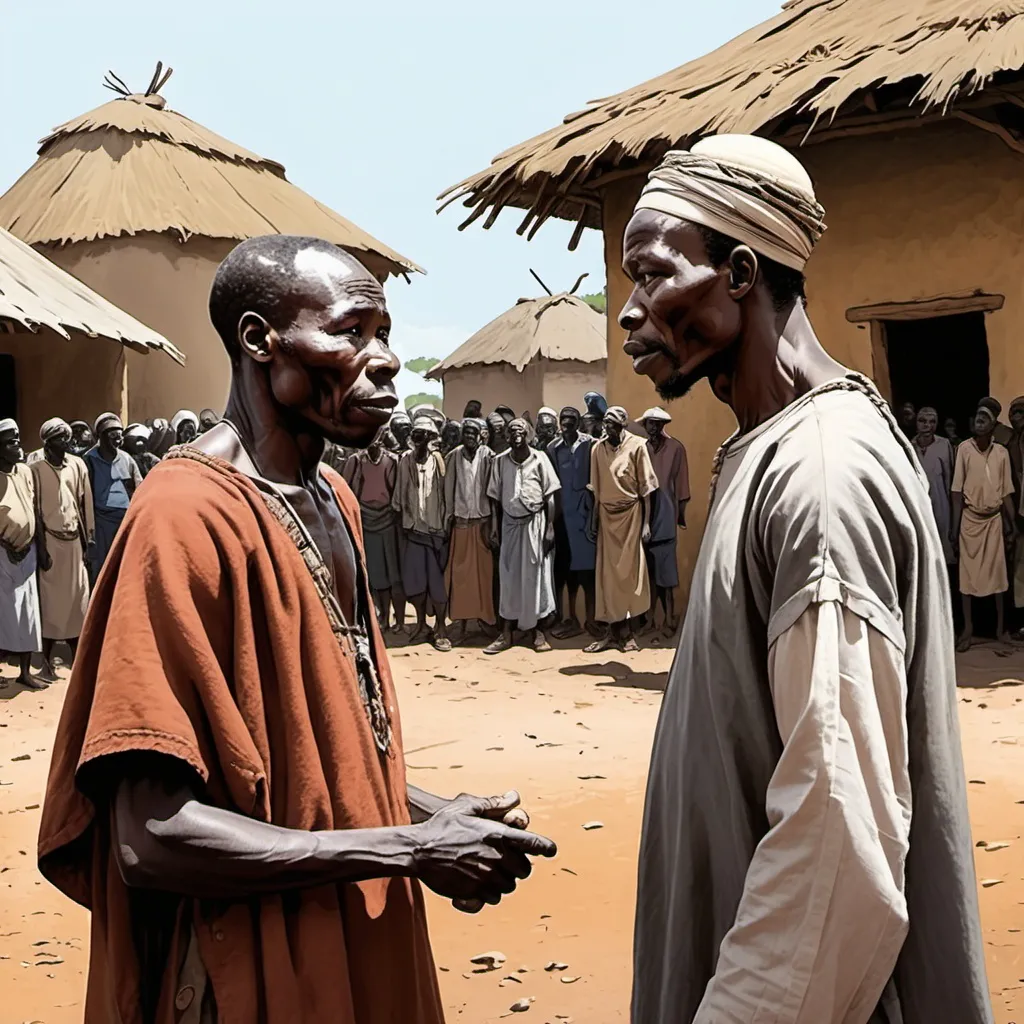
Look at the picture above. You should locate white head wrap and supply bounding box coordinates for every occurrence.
[124,423,152,442]
[94,412,123,436]
[605,406,629,427]
[537,406,557,422]
[640,407,672,424]
[171,409,200,432]
[634,134,826,270]
[0,418,17,438]
[411,415,440,437]
[40,417,72,443]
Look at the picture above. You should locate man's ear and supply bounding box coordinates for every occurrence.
[726,245,758,301]
[237,312,275,363]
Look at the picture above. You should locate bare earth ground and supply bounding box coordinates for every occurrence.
[1,634,1023,1024]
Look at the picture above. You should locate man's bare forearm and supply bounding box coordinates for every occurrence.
[114,776,418,899]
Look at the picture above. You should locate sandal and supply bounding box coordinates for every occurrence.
[583,635,617,654]
[533,634,553,653]
[431,636,453,653]
[483,635,513,655]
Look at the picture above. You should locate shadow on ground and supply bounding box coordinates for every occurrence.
[956,642,1024,690]
[560,659,668,691]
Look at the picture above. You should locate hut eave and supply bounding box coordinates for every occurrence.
[439,1,1024,240]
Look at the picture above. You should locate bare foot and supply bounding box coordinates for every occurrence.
[638,617,657,636]
[17,673,48,691]
[584,619,603,638]
[956,633,973,653]
[998,631,1013,646]
[662,619,679,638]
[479,621,499,640]
[38,662,59,684]
[583,635,617,654]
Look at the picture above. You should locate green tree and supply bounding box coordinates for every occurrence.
[405,392,442,411]
[580,290,607,314]
[405,356,441,375]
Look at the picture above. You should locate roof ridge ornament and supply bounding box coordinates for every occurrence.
[101,61,173,109]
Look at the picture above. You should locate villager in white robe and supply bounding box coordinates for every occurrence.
[0,463,41,653]
[952,438,1014,597]
[487,449,559,630]
[31,453,94,640]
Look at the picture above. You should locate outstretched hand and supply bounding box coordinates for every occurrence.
[411,791,555,911]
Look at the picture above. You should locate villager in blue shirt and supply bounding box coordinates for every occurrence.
[84,412,142,584]
[546,406,597,638]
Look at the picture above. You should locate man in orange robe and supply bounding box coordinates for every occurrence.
[38,235,555,1024]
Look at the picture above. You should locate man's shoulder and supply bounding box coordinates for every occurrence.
[129,457,261,528]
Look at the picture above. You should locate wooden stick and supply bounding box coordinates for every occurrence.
[529,269,554,295]
[952,110,1024,157]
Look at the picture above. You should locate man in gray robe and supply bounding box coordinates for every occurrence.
[622,135,992,1023]
[484,418,559,654]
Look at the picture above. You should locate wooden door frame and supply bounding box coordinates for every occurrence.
[845,292,1004,404]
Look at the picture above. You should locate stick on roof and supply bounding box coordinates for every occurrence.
[0,63,422,280]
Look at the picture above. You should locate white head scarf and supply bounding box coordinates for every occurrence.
[40,417,72,443]
[640,407,672,424]
[0,417,17,438]
[94,412,123,436]
[634,134,826,270]
[124,423,152,443]
[171,409,199,433]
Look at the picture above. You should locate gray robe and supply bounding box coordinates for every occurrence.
[633,375,992,1024]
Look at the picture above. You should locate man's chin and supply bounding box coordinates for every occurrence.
[655,369,703,403]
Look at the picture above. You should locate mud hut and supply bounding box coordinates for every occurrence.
[426,274,606,417]
[0,224,179,439]
[443,0,1024,605]
[0,64,422,422]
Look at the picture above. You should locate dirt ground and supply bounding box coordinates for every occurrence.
[1,633,1023,1024]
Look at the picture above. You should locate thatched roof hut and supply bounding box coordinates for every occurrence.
[0,224,178,438]
[440,0,1024,608]
[441,0,1024,243]
[427,284,606,418]
[0,64,421,421]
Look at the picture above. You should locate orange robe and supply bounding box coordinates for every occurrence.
[37,454,444,1024]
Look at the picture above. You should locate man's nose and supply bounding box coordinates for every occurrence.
[618,294,647,332]
[367,342,400,383]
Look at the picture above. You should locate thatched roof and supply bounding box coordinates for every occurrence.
[0,224,182,361]
[0,64,423,280]
[440,0,1024,245]
[426,291,606,378]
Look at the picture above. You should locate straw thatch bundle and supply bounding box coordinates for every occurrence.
[426,290,605,378]
[441,0,1024,246]
[0,64,422,279]
[0,223,180,360]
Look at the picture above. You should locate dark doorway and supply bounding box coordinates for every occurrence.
[0,354,15,422]
[884,311,989,439]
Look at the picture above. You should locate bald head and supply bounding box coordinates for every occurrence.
[209,234,400,448]
[209,235,376,362]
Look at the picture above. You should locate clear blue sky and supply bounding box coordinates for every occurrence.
[0,0,780,402]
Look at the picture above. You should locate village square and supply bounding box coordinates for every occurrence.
[3,0,1024,1022]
